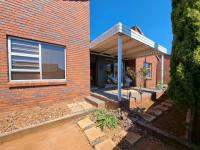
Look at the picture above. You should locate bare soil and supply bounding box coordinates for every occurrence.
[134,136,179,150]
[153,106,186,139]
[0,119,93,150]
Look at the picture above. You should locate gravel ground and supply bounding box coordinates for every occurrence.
[0,100,84,134]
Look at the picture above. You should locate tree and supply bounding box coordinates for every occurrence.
[168,0,200,143]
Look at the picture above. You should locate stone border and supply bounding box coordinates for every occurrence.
[0,108,96,144]
[132,118,199,150]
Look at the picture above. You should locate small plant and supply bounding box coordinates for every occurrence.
[156,82,161,90]
[93,109,118,130]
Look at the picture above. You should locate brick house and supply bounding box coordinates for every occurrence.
[135,54,170,88]
[128,26,170,88]
[0,0,170,113]
[0,0,90,112]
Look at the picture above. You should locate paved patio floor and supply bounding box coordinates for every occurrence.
[0,120,93,150]
[92,88,153,101]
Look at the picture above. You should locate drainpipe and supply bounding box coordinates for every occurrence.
[118,35,122,101]
[161,54,164,88]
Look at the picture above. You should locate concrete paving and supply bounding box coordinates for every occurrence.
[154,105,169,111]
[84,127,105,146]
[148,108,163,116]
[95,139,116,150]
[142,113,156,122]
[161,101,173,107]
[78,101,94,110]
[67,101,94,113]
[125,132,142,145]
[77,118,94,130]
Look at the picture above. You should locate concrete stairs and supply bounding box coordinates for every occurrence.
[142,99,173,122]
[85,96,105,108]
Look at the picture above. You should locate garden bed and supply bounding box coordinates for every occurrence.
[0,100,93,135]
[90,108,180,150]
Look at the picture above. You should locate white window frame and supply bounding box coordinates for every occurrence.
[144,62,152,79]
[8,36,66,82]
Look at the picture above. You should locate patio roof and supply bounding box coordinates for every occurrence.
[90,22,167,59]
[90,22,167,101]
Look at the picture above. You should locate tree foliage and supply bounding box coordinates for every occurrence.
[168,0,200,142]
[168,0,200,111]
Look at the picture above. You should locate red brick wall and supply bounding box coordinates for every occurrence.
[0,0,90,112]
[135,55,170,88]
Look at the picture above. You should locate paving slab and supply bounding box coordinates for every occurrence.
[95,139,116,150]
[78,101,94,110]
[67,103,78,108]
[161,101,173,107]
[125,132,142,145]
[142,113,156,122]
[165,99,173,104]
[84,127,105,146]
[154,105,169,111]
[70,106,84,113]
[114,147,122,150]
[77,118,95,130]
[147,108,163,116]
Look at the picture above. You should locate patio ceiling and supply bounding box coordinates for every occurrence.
[90,23,167,59]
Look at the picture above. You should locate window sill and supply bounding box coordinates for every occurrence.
[8,80,67,88]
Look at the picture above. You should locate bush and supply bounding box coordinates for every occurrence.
[156,82,161,90]
[93,109,118,130]
[169,0,200,142]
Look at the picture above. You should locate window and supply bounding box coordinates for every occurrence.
[144,62,152,79]
[8,37,66,81]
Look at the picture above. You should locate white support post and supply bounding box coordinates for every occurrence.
[118,35,122,101]
[161,54,164,87]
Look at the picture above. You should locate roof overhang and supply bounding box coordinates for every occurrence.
[90,22,167,59]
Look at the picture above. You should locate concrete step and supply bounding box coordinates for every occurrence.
[77,118,95,130]
[91,92,111,103]
[125,132,142,145]
[95,139,116,150]
[147,108,163,116]
[84,127,106,146]
[91,92,119,109]
[165,99,173,104]
[154,104,169,111]
[160,101,173,108]
[142,113,156,122]
[85,96,105,108]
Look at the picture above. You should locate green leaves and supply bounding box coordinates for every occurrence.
[168,0,200,111]
[93,109,118,130]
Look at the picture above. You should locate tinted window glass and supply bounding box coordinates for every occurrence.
[41,44,65,79]
[11,72,40,80]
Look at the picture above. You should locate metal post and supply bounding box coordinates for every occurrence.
[118,35,122,101]
[161,54,164,87]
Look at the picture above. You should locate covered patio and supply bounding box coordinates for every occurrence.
[90,22,167,101]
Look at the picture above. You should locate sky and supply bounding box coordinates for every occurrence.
[90,0,172,54]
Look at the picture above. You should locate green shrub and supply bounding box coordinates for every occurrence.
[93,109,118,130]
[169,0,200,142]
[156,82,161,90]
